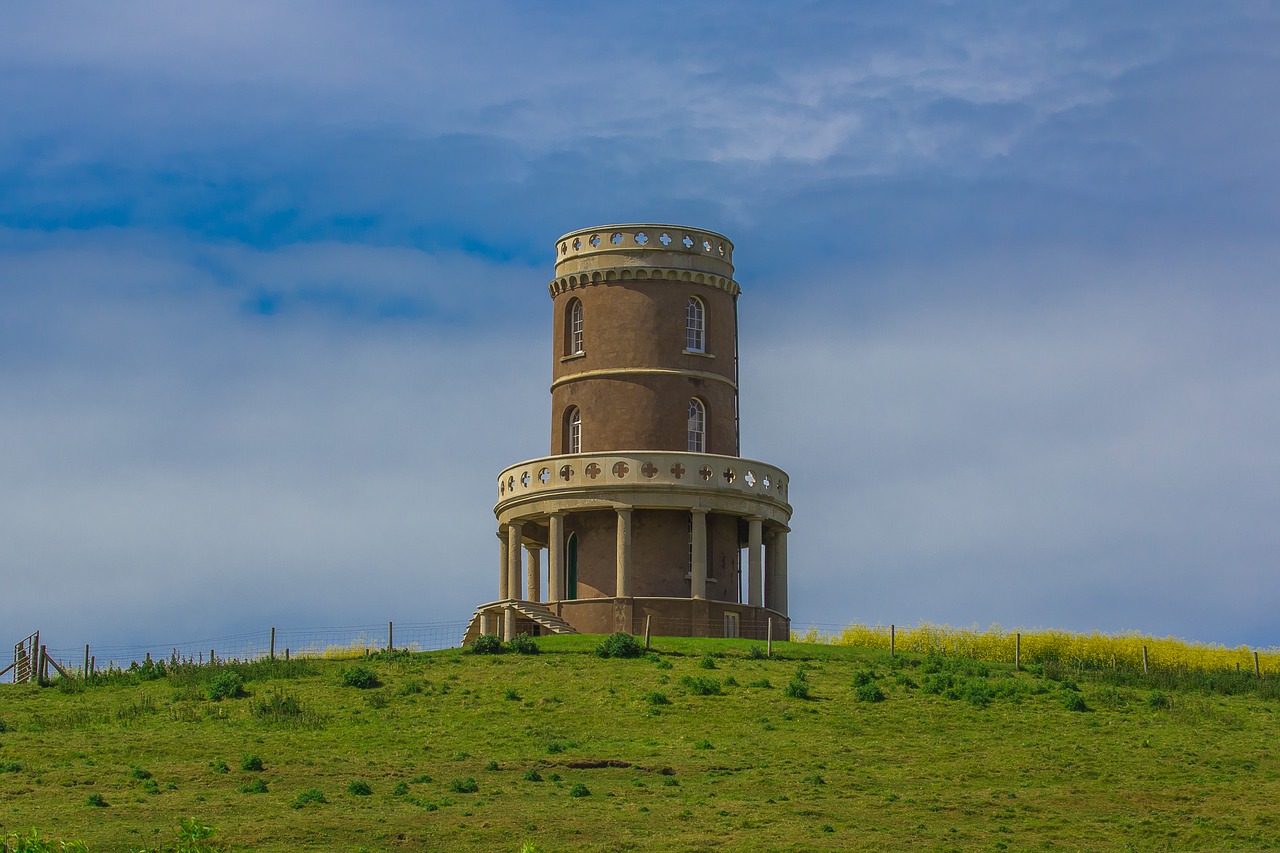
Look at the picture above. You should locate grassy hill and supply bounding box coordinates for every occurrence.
[2,635,1278,851]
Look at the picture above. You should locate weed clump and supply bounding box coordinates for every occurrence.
[392,781,409,796]
[469,634,504,655]
[1148,691,1171,710]
[237,778,269,794]
[698,653,718,669]
[341,665,380,689]
[291,788,327,809]
[784,668,812,700]
[748,645,768,660]
[569,782,590,797]
[449,777,479,794]
[854,683,887,703]
[596,632,645,659]
[524,768,543,782]
[240,753,264,772]
[645,691,671,706]
[507,635,540,655]
[347,780,372,796]
[206,671,244,702]
[85,792,107,808]
[679,675,723,696]
[1063,693,1090,712]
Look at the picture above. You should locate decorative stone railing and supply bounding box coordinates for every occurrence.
[554,224,734,266]
[495,451,788,508]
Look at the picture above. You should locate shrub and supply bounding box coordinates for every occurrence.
[469,634,504,655]
[141,778,160,794]
[645,690,671,705]
[679,675,723,696]
[291,788,326,809]
[747,678,773,689]
[237,778,268,794]
[251,688,304,720]
[852,670,875,687]
[1063,693,1090,712]
[206,671,244,702]
[961,682,993,708]
[347,780,372,796]
[656,658,673,670]
[85,792,107,807]
[173,817,219,852]
[341,665,380,689]
[0,760,24,773]
[240,753,264,772]
[748,645,768,660]
[569,782,590,798]
[854,683,887,703]
[211,759,229,774]
[596,632,644,659]
[524,768,543,782]
[507,635,540,655]
[1148,691,1171,710]
[723,675,738,687]
[130,767,152,780]
[504,688,521,701]
[784,669,811,700]
[698,653,718,670]
[485,760,500,771]
[392,781,409,796]
[450,777,479,794]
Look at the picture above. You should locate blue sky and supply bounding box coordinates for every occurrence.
[3,2,1278,651]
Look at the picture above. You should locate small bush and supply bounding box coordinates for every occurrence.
[855,683,887,703]
[130,767,152,780]
[852,670,875,687]
[469,634,504,655]
[140,778,160,794]
[784,669,811,700]
[85,792,107,807]
[341,665,380,689]
[645,691,671,706]
[596,632,644,659]
[485,760,500,771]
[507,635,540,655]
[206,671,244,702]
[504,688,521,701]
[1063,693,1090,712]
[698,653,718,670]
[238,778,268,794]
[524,768,543,782]
[569,782,590,798]
[656,658,673,670]
[240,753,264,772]
[747,678,773,689]
[961,682,993,708]
[679,675,723,696]
[1148,691,1171,710]
[748,645,768,660]
[211,759,229,774]
[347,780,372,796]
[723,675,738,687]
[450,777,479,794]
[392,781,409,796]
[291,788,326,809]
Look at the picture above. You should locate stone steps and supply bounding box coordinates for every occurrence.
[460,600,579,646]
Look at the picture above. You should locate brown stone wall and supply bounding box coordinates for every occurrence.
[706,513,742,603]
[550,279,738,455]
[563,510,616,600]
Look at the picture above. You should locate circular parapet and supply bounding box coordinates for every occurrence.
[495,451,791,526]
[550,224,737,299]
[555,225,734,266]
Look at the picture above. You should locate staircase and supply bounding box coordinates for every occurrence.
[461,600,579,646]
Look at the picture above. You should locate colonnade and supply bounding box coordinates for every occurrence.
[495,507,788,613]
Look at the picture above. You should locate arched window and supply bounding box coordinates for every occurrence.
[687,398,705,452]
[567,407,582,454]
[685,296,705,352]
[566,298,584,356]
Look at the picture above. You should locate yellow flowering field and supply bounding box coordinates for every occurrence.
[800,623,1280,674]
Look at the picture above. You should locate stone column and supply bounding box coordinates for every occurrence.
[507,520,524,601]
[690,509,708,599]
[615,507,632,597]
[548,512,564,602]
[479,612,493,636]
[771,529,789,615]
[764,531,778,610]
[747,517,763,606]
[503,604,515,642]
[498,530,509,600]
[526,545,541,603]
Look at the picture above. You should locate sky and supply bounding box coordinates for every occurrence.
[2,2,1278,653]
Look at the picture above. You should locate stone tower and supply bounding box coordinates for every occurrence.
[464,224,792,642]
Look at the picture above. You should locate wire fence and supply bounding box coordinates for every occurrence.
[20,621,470,680]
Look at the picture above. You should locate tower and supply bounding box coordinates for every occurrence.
[465,224,792,642]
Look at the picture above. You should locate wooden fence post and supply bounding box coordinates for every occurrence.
[644,615,652,650]
[389,621,394,652]
[90,655,95,676]
[1255,651,1261,678]
[285,648,290,661]
[767,618,774,658]
[38,645,47,686]
[890,624,896,658]
[270,627,276,661]
[84,644,90,678]
[1142,645,1149,674]
[1015,633,1021,672]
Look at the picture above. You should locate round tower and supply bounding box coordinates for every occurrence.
[467,225,792,642]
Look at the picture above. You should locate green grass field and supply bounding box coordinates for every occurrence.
[2,635,1278,851]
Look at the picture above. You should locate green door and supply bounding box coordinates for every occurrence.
[566,533,578,600]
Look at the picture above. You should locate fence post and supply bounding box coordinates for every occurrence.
[767,618,774,658]
[1142,645,1149,674]
[90,655,95,676]
[890,624,895,658]
[1255,651,1261,678]
[84,644,90,678]
[285,648,290,661]
[644,615,652,650]
[38,645,47,686]
[270,627,276,661]
[389,621,394,652]
[1015,633,1021,672]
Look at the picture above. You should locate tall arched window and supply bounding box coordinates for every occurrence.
[567,407,582,454]
[566,298,584,356]
[687,398,705,452]
[685,296,705,352]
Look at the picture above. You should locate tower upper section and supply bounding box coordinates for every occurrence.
[548,224,741,457]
